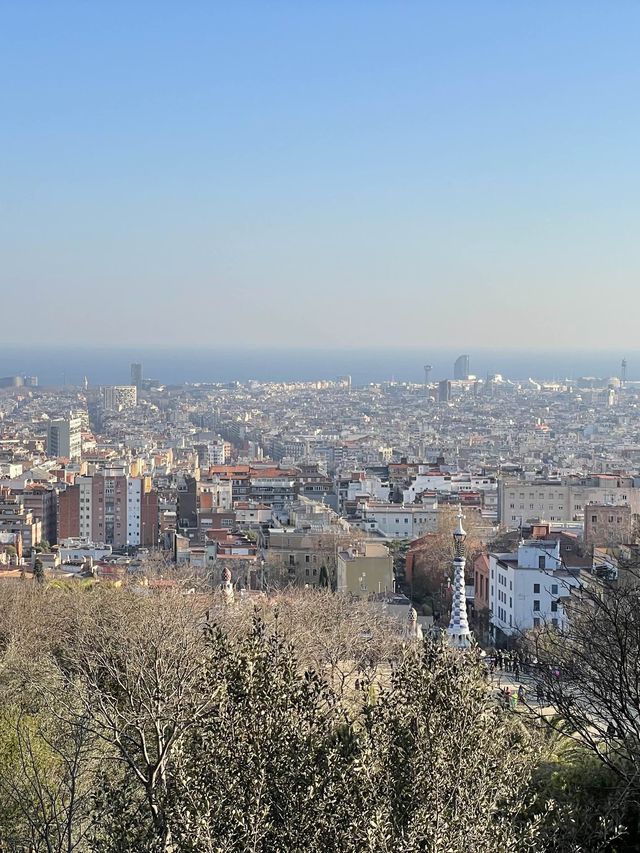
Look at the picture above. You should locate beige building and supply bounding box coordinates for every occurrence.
[500,475,640,526]
[584,503,633,548]
[266,527,352,586]
[336,542,394,598]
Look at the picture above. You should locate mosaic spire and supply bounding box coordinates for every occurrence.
[447,511,473,649]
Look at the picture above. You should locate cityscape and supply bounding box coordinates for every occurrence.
[3,1,640,850]
[2,352,638,623]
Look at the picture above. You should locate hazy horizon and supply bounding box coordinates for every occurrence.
[0,345,635,387]
[3,2,640,347]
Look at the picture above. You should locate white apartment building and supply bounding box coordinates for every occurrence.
[102,385,138,411]
[78,476,93,541]
[126,476,142,545]
[404,472,496,503]
[489,539,581,638]
[361,501,439,541]
[199,477,233,510]
[47,415,82,460]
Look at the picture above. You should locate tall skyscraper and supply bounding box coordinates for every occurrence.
[131,362,143,389]
[453,354,470,380]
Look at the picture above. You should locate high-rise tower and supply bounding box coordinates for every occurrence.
[454,354,470,380]
[446,511,473,649]
[131,362,143,390]
[621,358,627,387]
[423,364,432,395]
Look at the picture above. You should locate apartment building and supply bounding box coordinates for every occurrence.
[46,414,82,460]
[584,503,633,548]
[336,542,394,598]
[360,501,439,541]
[489,539,582,639]
[499,475,640,525]
[58,470,158,546]
[102,385,138,411]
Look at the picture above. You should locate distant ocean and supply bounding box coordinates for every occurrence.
[0,347,633,388]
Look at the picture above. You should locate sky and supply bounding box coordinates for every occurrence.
[2,1,639,349]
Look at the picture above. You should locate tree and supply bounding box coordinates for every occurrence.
[166,627,545,853]
[528,562,640,845]
[409,506,484,610]
[57,590,215,851]
[33,558,45,584]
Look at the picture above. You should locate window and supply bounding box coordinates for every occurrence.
[533,600,540,611]
[534,583,540,593]
[538,556,545,569]
[305,555,310,563]
[289,555,295,566]
[551,584,558,595]
[591,515,597,523]
[551,601,558,612]
[533,617,540,628]
[552,618,558,627]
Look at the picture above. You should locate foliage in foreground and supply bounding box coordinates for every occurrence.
[0,584,635,852]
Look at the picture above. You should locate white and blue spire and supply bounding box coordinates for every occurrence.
[447,511,473,649]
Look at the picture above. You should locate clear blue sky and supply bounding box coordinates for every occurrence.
[2,1,639,348]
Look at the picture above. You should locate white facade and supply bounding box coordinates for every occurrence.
[78,476,93,541]
[58,539,112,562]
[363,502,439,540]
[199,478,232,510]
[47,416,82,460]
[489,540,580,637]
[102,385,138,411]
[347,476,390,503]
[127,477,142,545]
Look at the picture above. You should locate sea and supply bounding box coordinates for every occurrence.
[0,346,633,388]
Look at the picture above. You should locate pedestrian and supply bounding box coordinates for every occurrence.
[518,685,526,704]
[514,662,520,682]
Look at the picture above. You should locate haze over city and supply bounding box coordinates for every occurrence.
[3,1,640,349]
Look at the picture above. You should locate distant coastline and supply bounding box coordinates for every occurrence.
[0,346,632,388]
